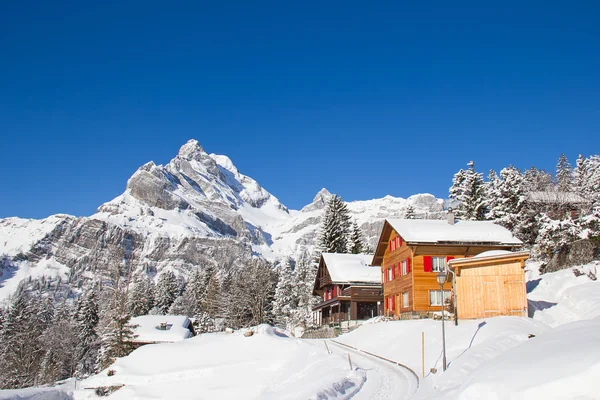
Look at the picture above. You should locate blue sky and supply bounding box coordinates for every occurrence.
[1,1,599,218]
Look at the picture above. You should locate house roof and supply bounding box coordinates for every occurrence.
[130,315,192,343]
[321,253,380,284]
[386,219,523,245]
[372,219,523,266]
[526,191,589,204]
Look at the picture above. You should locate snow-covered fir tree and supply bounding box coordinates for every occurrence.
[75,289,100,377]
[154,271,179,314]
[318,194,352,253]
[404,204,416,219]
[449,161,486,220]
[98,286,138,370]
[0,290,45,389]
[127,275,155,317]
[556,153,573,191]
[523,167,554,192]
[38,302,78,385]
[348,221,365,254]
[272,259,296,329]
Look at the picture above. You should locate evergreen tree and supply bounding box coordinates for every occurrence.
[127,275,155,317]
[201,269,222,319]
[75,290,100,377]
[348,221,365,254]
[98,312,138,370]
[272,260,296,329]
[155,271,178,314]
[556,153,573,191]
[318,195,352,253]
[449,161,486,220]
[404,204,416,219]
[523,167,554,191]
[38,302,78,384]
[0,290,45,389]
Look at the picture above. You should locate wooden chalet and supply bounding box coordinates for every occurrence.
[372,214,523,319]
[525,191,590,219]
[448,250,530,319]
[312,253,382,326]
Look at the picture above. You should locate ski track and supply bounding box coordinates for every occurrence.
[323,340,417,400]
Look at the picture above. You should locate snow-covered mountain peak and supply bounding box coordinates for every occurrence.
[301,188,333,212]
[177,139,207,161]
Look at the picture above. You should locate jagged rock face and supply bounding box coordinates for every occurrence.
[0,139,447,302]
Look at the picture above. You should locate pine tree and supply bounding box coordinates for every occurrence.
[449,161,486,220]
[348,221,365,254]
[75,290,100,377]
[127,275,155,317]
[202,269,222,319]
[319,195,352,253]
[38,302,78,384]
[98,312,138,370]
[0,290,45,389]
[404,204,416,219]
[155,271,178,314]
[523,167,554,191]
[556,153,573,191]
[272,260,296,329]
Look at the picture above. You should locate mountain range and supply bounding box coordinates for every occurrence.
[0,139,445,302]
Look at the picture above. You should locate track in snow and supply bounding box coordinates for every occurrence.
[326,340,418,399]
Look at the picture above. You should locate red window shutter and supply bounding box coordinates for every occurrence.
[392,265,395,280]
[385,297,389,311]
[398,236,402,247]
[424,256,432,272]
[389,240,393,252]
[446,256,455,263]
[407,258,412,273]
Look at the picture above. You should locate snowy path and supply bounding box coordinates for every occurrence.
[324,340,418,399]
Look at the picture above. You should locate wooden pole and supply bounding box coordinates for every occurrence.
[348,353,353,371]
[421,331,425,378]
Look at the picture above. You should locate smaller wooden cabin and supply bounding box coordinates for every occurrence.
[448,250,530,319]
[312,253,382,326]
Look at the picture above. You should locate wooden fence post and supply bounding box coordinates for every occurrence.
[422,331,425,378]
[348,353,353,371]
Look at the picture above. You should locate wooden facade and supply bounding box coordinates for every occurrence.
[448,251,529,319]
[372,219,523,319]
[312,254,383,326]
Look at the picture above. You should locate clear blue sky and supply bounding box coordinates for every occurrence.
[1,1,599,219]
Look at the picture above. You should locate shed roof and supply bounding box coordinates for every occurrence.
[448,250,530,269]
[321,253,380,284]
[130,315,192,343]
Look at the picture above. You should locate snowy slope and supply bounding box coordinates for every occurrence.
[336,261,600,399]
[73,325,365,400]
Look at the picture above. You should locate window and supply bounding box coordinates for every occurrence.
[432,257,446,272]
[402,292,409,308]
[429,290,451,306]
[401,260,408,275]
[387,268,393,281]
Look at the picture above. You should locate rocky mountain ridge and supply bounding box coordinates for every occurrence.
[0,140,445,302]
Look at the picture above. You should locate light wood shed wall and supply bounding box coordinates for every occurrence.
[454,259,527,319]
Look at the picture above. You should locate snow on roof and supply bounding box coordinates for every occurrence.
[527,191,589,204]
[130,315,192,343]
[448,250,530,267]
[321,253,380,284]
[386,219,523,245]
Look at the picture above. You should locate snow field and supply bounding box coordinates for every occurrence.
[74,325,365,400]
